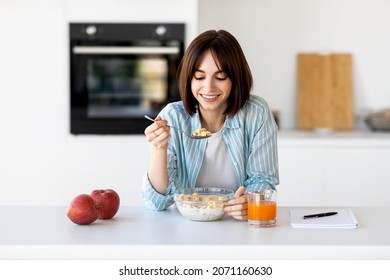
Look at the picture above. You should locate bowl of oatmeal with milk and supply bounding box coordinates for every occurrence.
[174,187,234,221]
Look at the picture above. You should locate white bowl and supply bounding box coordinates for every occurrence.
[174,187,234,221]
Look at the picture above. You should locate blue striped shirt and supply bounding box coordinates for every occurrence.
[141,94,279,210]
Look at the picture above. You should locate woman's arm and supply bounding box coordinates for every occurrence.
[224,97,279,220]
[142,116,173,209]
[144,116,171,194]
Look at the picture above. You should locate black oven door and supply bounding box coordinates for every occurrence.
[70,23,184,134]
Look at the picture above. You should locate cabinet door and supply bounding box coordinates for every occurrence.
[277,147,327,206]
[326,147,390,207]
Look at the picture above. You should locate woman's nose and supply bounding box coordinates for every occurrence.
[202,78,215,91]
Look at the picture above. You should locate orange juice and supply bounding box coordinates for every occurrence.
[248,201,277,221]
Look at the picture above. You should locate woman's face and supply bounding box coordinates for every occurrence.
[191,50,232,115]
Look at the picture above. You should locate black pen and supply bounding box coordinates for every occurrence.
[303,211,338,219]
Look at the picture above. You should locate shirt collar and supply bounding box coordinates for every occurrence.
[225,114,241,129]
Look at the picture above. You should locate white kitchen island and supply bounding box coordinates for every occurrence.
[1,205,389,260]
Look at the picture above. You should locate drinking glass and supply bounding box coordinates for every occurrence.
[247,188,277,227]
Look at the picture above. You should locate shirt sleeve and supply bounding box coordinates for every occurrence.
[141,163,176,211]
[243,99,279,192]
[141,106,180,211]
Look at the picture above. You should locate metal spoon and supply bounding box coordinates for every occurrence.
[144,115,211,139]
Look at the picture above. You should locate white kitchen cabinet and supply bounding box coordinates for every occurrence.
[277,146,327,206]
[277,130,390,207]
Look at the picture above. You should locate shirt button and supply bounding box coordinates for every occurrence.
[233,162,237,166]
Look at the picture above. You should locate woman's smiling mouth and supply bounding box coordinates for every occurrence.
[200,94,219,101]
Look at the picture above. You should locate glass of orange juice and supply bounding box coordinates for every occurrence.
[247,188,277,227]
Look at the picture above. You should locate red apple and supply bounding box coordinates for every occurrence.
[67,194,98,225]
[90,189,120,219]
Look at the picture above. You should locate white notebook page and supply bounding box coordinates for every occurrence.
[290,208,359,229]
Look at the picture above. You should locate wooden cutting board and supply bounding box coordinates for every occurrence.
[297,53,354,130]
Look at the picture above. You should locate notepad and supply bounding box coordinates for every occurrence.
[290,208,359,229]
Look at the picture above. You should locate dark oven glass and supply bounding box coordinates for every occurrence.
[70,23,185,134]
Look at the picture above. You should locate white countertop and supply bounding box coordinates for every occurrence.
[1,206,389,260]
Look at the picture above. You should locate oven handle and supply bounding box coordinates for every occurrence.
[72,46,180,55]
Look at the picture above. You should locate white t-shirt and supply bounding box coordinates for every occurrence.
[195,129,238,191]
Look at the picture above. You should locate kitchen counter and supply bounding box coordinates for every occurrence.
[1,206,390,260]
[278,129,390,146]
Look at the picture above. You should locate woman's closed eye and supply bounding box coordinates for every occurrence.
[193,75,228,81]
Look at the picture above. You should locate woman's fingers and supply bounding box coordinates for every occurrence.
[144,118,169,140]
[224,186,248,220]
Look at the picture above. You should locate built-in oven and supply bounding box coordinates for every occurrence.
[70,23,185,134]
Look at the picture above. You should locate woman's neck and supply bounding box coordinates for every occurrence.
[199,110,226,133]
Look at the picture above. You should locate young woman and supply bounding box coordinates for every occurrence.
[142,29,279,220]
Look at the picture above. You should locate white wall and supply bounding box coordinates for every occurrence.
[0,0,198,206]
[1,0,390,206]
[65,0,198,48]
[199,0,390,129]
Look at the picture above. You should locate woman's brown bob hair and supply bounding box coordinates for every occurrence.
[177,30,253,117]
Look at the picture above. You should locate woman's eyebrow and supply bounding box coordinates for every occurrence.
[194,69,225,74]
